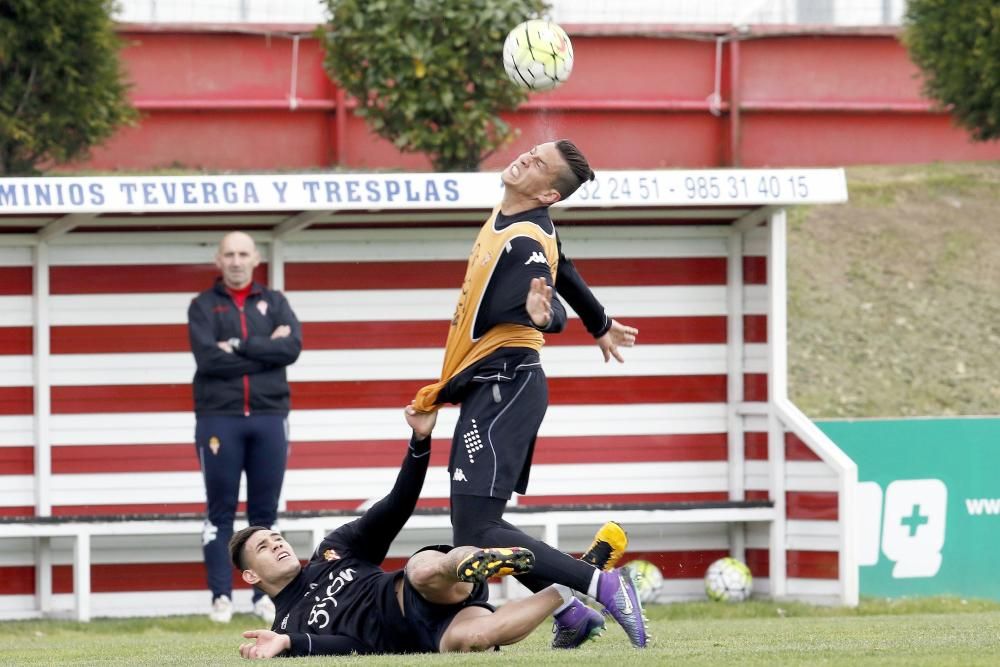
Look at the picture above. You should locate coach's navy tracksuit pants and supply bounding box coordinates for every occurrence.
[195,414,288,601]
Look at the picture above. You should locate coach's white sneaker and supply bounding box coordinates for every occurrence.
[209,595,233,623]
[254,596,276,626]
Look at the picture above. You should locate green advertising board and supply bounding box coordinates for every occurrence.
[818,418,1000,600]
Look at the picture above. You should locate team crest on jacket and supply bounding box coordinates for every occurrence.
[323,548,340,561]
[257,300,268,316]
[209,436,221,455]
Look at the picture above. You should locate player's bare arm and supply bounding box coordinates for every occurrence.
[597,319,639,363]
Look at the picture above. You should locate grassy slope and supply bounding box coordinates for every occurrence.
[788,162,1000,418]
[4,598,1000,666]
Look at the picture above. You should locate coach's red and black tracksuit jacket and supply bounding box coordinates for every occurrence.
[187,279,302,416]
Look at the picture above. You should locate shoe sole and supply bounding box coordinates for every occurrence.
[456,547,535,583]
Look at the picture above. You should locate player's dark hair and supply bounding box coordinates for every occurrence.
[230,525,269,570]
[553,139,595,200]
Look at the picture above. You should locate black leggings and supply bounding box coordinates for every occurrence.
[451,494,596,594]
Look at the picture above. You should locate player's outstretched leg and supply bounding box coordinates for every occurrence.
[595,568,648,648]
[439,586,564,652]
[456,547,535,583]
[551,521,627,649]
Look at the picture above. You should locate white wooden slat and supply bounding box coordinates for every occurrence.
[745,461,838,492]
[0,247,32,265]
[42,343,769,387]
[0,355,32,387]
[23,226,741,265]
[47,403,729,446]
[0,296,32,327]
[41,460,728,507]
[48,244,244,266]
[43,284,770,327]
[0,474,33,506]
[0,415,33,446]
[268,226,733,262]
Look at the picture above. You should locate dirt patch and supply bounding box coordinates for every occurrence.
[787,162,1000,418]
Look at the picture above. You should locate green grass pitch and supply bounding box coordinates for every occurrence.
[4,597,1000,666]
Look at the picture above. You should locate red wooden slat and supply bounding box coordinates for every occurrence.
[52,324,189,354]
[743,373,768,402]
[786,433,822,461]
[52,502,209,517]
[744,432,768,460]
[787,491,838,521]
[51,562,246,593]
[52,444,199,474]
[0,566,33,595]
[516,492,729,506]
[49,264,268,294]
[616,549,730,579]
[0,267,32,295]
[0,446,33,475]
[52,434,729,474]
[745,547,769,578]
[0,326,32,354]
[0,505,34,517]
[286,498,450,512]
[50,375,729,414]
[0,387,32,415]
[743,256,767,285]
[787,550,839,579]
[744,314,768,343]
[47,315,730,354]
[285,257,729,291]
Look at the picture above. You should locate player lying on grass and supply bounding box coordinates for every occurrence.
[230,405,606,657]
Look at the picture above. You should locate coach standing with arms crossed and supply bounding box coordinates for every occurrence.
[187,231,302,625]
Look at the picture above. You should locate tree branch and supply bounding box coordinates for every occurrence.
[13,64,37,118]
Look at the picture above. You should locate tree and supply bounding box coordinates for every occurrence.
[904,0,1000,142]
[319,0,547,171]
[0,0,137,175]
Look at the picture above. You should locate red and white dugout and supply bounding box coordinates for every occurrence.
[0,168,856,619]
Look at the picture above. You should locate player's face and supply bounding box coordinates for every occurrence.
[244,530,301,584]
[215,232,260,289]
[502,142,563,203]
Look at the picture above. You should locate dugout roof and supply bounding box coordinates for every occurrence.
[0,169,847,238]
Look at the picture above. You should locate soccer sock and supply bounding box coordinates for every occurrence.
[586,570,600,598]
[551,584,575,615]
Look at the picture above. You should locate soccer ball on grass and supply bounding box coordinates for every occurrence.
[704,557,753,602]
[502,19,574,91]
[625,559,664,603]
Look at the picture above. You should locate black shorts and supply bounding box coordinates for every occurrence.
[448,362,548,499]
[400,545,495,652]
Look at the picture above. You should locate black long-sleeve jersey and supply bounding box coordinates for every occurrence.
[435,206,611,404]
[271,436,431,656]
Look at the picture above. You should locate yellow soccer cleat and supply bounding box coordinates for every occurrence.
[456,547,535,583]
[581,521,628,571]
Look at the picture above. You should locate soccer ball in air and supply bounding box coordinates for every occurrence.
[625,559,664,603]
[704,557,753,602]
[502,19,574,91]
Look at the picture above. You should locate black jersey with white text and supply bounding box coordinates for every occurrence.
[269,438,430,656]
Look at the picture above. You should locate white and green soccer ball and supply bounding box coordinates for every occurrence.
[704,557,753,602]
[625,559,664,603]
[502,19,574,91]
